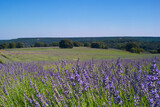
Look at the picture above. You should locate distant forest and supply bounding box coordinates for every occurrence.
[0,37,160,53]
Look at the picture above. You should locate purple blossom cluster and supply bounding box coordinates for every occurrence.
[0,58,160,106]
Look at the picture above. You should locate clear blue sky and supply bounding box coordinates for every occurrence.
[0,0,160,39]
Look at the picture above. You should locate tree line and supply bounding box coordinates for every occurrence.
[59,39,109,49]
[0,40,108,49]
[1,39,160,54]
[0,42,24,49]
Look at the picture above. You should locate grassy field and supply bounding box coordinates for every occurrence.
[0,47,160,63]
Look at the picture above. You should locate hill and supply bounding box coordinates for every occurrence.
[0,37,160,47]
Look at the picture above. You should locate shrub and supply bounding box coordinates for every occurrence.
[9,42,16,48]
[91,42,107,49]
[140,48,145,53]
[50,42,59,47]
[59,39,73,48]
[102,45,108,49]
[91,42,102,48]
[73,41,83,47]
[34,42,44,47]
[84,42,91,47]
[150,50,157,54]
[0,45,2,49]
[0,43,9,49]
[44,43,49,47]
[125,42,139,52]
[30,44,34,47]
[16,42,24,48]
[130,47,140,53]
[157,48,160,53]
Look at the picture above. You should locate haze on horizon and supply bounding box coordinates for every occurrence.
[0,0,160,40]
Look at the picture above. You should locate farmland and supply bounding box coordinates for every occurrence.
[0,47,160,63]
[0,47,160,106]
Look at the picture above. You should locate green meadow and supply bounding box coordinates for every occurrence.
[0,47,160,63]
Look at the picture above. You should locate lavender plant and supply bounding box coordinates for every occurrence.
[0,58,160,107]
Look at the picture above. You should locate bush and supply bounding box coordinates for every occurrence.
[50,42,59,47]
[102,46,108,49]
[59,39,73,48]
[0,43,9,49]
[16,42,24,48]
[9,42,16,48]
[44,43,49,47]
[140,48,145,53]
[150,50,157,54]
[0,45,3,49]
[84,42,91,47]
[73,41,83,47]
[157,48,160,53]
[30,45,34,47]
[125,42,139,52]
[91,42,101,48]
[130,47,140,53]
[34,42,44,47]
[91,42,107,49]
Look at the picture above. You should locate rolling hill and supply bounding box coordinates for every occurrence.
[0,37,160,47]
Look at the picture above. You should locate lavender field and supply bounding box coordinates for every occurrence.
[1,0,160,106]
[0,51,160,106]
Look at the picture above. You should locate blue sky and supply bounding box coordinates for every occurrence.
[0,0,160,39]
